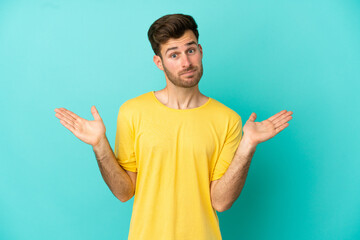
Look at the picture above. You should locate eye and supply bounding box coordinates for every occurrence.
[188,49,195,53]
[171,53,177,58]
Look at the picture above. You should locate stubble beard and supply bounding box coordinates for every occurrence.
[163,62,204,89]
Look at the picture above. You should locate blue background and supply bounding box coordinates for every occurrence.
[1,0,359,239]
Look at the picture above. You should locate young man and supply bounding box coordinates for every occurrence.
[55,14,293,240]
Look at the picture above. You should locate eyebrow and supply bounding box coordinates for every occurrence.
[165,41,197,55]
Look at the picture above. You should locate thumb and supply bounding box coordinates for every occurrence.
[247,112,257,122]
[91,106,102,121]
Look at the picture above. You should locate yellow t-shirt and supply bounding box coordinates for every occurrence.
[114,91,242,240]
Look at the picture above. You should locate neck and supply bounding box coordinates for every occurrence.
[155,85,208,110]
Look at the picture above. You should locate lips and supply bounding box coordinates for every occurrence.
[181,69,196,75]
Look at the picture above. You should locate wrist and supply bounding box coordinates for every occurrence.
[92,134,107,149]
[239,135,258,151]
[233,135,257,163]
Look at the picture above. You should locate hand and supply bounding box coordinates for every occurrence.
[54,106,106,147]
[242,110,293,146]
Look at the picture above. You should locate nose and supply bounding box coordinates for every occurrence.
[181,54,191,69]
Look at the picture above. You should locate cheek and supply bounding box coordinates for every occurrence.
[165,62,178,71]
[189,54,201,64]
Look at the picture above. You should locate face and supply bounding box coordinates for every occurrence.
[153,30,203,89]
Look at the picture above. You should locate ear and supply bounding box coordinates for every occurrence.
[198,43,203,57]
[153,55,164,71]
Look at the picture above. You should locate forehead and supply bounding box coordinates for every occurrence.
[160,30,198,54]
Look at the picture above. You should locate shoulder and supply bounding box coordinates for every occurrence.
[119,91,153,114]
[209,97,241,123]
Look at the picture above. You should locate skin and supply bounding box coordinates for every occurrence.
[151,30,293,211]
[54,106,136,202]
[152,29,208,110]
[210,110,293,212]
[54,29,294,211]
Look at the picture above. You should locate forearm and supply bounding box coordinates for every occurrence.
[211,136,257,211]
[93,135,134,202]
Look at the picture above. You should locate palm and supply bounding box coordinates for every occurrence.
[243,110,293,145]
[73,117,105,145]
[54,106,106,146]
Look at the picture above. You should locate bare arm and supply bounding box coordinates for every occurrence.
[211,110,293,212]
[54,106,135,202]
[210,137,256,212]
[93,135,135,202]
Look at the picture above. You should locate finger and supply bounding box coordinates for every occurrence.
[56,108,81,127]
[275,122,289,134]
[247,112,257,122]
[268,110,287,122]
[55,111,80,128]
[58,108,82,123]
[274,114,293,128]
[59,119,78,135]
[272,111,293,125]
[55,110,74,123]
[91,106,102,121]
[56,112,79,130]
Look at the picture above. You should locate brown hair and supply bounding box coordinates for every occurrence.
[147,13,199,58]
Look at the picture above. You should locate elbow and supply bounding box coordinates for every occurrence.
[214,205,229,213]
[115,188,135,203]
[212,201,232,212]
[220,204,232,212]
[118,192,134,203]
[120,197,131,203]
[211,203,222,213]
[213,206,223,212]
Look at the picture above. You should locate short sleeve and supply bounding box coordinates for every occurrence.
[211,117,242,181]
[114,104,137,172]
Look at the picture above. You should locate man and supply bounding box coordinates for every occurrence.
[54,13,293,240]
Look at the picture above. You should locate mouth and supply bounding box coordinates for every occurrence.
[181,69,196,75]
